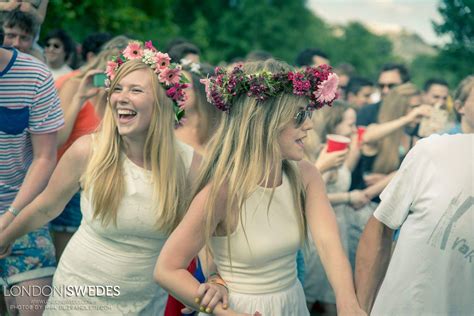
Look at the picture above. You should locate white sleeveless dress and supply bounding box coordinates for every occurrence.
[200,174,310,316]
[45,142,194,315]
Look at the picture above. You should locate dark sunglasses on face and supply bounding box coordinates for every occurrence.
[378,83,398,90]
[46,42,61,49]
[294,108,313,127]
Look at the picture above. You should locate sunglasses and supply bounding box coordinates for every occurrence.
[46,42,61,49]
[294,108,313,127]
[378,83,398,90]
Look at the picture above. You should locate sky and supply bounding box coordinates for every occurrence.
[307,0,447,44]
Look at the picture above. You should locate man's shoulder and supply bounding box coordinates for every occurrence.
[413,134,473,162]
[13,51,52,78]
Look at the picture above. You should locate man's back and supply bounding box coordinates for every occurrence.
[372,134,474,315]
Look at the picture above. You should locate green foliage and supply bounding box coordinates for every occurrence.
[327,22,397,78]
[41,0,470,88]
[433,0,474,51]
[411,0,474,88]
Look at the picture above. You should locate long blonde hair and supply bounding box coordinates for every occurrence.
[82,59,189,233]
[194,59,307,262]
[186,65,222,145]
[373,83,420,173]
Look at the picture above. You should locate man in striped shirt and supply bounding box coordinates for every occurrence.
[0,46,64,315]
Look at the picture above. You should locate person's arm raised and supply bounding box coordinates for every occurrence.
[0,135,91,253]
[362,105,431,145]
[300,160,366,316]
[57,71,101,147]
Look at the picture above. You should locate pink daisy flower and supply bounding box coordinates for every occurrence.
[106,61,118,80]
[314,73,339,103]
[155,52,171,70]
[159,68,181,85]
[122,42,143,60]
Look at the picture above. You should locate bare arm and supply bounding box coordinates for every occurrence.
[355,216,393,313]
[0,2,20,11]
[345,134,361,172]
[155,185,243,316]
[57,73,101,147]
[301,161,365,315]
[362,172,396,200]
[0,136,91,249]
[0,132,58,229]
[18,0,49,24]
[362,105,431,145]
[315,146,348,173]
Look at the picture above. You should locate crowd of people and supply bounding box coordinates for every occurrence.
[0,3,473,316]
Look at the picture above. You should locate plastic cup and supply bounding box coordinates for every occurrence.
[357,126,366,144]
[326,134,351,152]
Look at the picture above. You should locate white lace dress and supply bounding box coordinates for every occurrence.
[44,142,193,315]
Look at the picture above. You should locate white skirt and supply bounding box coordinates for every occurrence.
[199,280,309,316]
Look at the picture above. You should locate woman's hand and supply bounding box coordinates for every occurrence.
[0,241,12,259]
[315,145,348,173]
[405,104,432,124]
[0,212,15,232]
[349,190,370,209]
[195,282,229,314]
[19,2,35,14]
[76,70,104,102]
[363,172,386,187]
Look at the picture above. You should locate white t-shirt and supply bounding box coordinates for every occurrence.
[372,134,474,316]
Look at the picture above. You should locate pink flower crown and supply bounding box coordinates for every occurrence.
[105,40,188,124]
[201,64,339,112]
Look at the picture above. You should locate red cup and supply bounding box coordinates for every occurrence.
[326,134,351,152]
[357,126,366,145]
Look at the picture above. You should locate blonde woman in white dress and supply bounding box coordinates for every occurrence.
[155,60,366,316]
[0,41,202,315]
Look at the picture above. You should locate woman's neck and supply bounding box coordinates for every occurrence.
[175,110,204,153]
[122,137,146,168]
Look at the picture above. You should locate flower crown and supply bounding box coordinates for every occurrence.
[201,64,339,112]
[180,58,202,76]
[105,41,188,124]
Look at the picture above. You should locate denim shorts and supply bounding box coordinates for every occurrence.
[0,225,56,287]
[50,192,83,233]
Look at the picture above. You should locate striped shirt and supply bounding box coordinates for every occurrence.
[0,47,64,212]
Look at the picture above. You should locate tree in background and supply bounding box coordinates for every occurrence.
[411,0,473,88]
[42,0,469,87]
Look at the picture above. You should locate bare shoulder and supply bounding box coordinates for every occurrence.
[296,159,321,187]
[61,134,93,169]
[58,77,81,99]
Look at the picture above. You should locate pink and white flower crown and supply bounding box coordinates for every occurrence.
[105,40,188,124]
[201,64,339,112]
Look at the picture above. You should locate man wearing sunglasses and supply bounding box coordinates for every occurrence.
[356,63,410,127]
